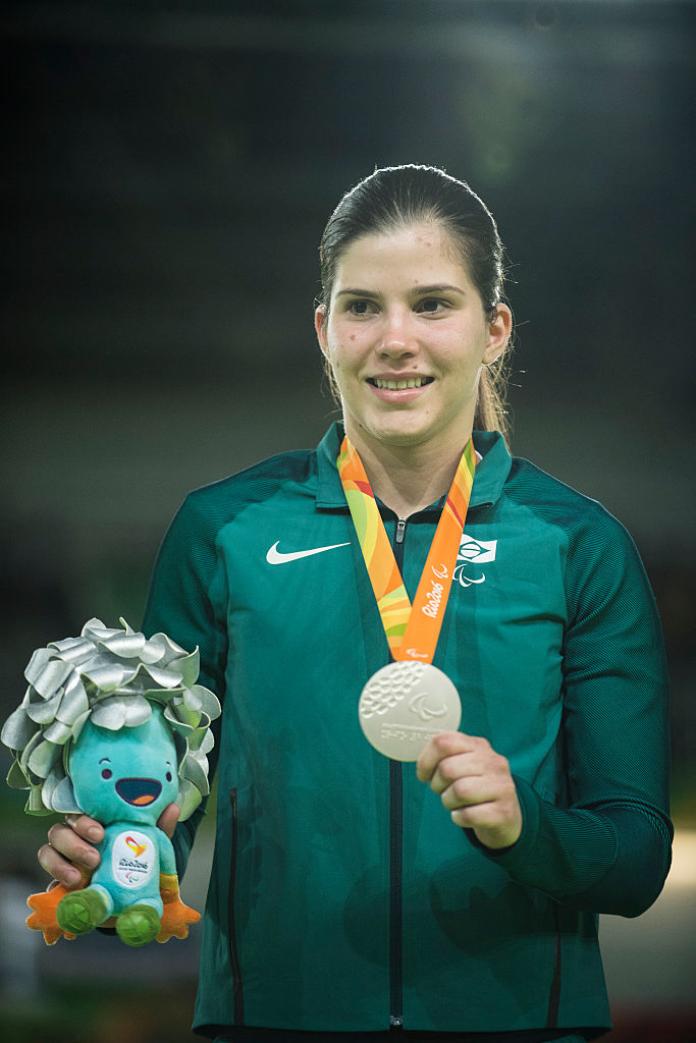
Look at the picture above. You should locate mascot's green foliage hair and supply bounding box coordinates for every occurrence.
[2,617,221,822]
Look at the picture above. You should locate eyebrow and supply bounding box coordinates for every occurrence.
[99,757,112,764]
[336,283,465,298]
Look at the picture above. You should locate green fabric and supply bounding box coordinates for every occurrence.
[212,1034,588,1042]
[142,422,671,1038]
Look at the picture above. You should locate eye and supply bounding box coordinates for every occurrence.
[347,299,376,316]
[416,298,448,313]
[166,771,173,782]
[101,768,112,780]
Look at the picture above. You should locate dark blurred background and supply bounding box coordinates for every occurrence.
[1,2,695,1041]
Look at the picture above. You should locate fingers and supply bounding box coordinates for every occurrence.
[157,803,181,839]
[37,816,103,889]
[416,731,489,785]
[450,800,510,830]
[37,843,89,889]
[415,731,522,847]
[451,798,523,849]
[419,737,513,809]
[429,753,489,796]
[439,774,495,811]
[450,800,499,826]
[417,734,482,784]
[64,814,104,844]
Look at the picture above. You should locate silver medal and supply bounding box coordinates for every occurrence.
[358,660,461,762]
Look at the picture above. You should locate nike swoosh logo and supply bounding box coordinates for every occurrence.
[266,540,351,565]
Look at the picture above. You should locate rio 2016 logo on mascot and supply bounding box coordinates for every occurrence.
[2,618,221,948]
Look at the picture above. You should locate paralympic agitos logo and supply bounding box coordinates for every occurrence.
[454,534,497,588]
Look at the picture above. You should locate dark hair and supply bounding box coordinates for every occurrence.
[317,164,513,442]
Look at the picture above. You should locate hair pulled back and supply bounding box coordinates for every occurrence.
[318,164,513,442]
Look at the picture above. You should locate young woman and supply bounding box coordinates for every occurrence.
[38,165,672,1043]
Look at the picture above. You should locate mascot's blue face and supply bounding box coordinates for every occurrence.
[69,706,180,824]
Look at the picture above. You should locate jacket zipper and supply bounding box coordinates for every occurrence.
[546,903,561,1027]
[228,788,244,1025]
[389,516,407,1029]
[389,504,489,1029]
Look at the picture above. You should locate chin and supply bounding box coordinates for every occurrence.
[363,416,436,447]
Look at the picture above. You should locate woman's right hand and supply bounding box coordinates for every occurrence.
[37,814,103,889]
[36,803,181,889]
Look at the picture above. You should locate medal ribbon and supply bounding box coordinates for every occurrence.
[337,436,476,663]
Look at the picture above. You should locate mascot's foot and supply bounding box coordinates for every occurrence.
[28,884,77,944]
[57,889,109,936]
[116,904,161,947]
[157,872,201,942]
[157,894,201,942]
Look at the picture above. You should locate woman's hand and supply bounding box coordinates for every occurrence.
[416,731,522,850]
[37,804,181,889]
[37,815,103,889]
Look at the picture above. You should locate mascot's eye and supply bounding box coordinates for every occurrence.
[166,771,173,782]
[101,768,113,780]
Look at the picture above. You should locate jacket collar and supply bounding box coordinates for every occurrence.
[315,421,512,511]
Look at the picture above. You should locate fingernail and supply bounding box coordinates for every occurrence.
[87,826,102,841]
[65,867,81,886]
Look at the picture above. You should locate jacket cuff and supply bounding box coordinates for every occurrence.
[172,820,194,880]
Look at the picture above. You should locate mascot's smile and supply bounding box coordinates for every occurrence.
[115,778,162,806]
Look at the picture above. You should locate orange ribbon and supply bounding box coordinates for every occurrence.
[337,436,476,662]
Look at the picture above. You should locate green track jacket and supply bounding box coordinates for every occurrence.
[141,422,672,1040]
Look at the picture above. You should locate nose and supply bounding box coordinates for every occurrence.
[378,308,417,358]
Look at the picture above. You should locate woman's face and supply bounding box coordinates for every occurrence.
[315,221,511,454]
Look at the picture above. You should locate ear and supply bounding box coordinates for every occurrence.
[314,303,329,358]
[482,303,513,366]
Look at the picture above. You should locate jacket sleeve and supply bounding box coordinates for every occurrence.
[471,510,673,917]
[140,493,228,880]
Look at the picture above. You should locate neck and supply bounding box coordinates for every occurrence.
[343,423,474,519]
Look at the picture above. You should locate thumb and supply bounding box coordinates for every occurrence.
[157,802,181,838]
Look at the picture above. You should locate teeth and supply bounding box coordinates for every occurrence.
[373,377,430,390]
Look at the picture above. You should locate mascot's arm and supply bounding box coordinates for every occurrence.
[156,829,201,943]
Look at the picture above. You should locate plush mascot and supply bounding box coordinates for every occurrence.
[1,618,221,947]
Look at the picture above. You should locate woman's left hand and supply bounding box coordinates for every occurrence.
[416,731,523,850]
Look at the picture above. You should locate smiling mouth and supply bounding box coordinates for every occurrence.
[366,376,434,390]
[115,778,163,806]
